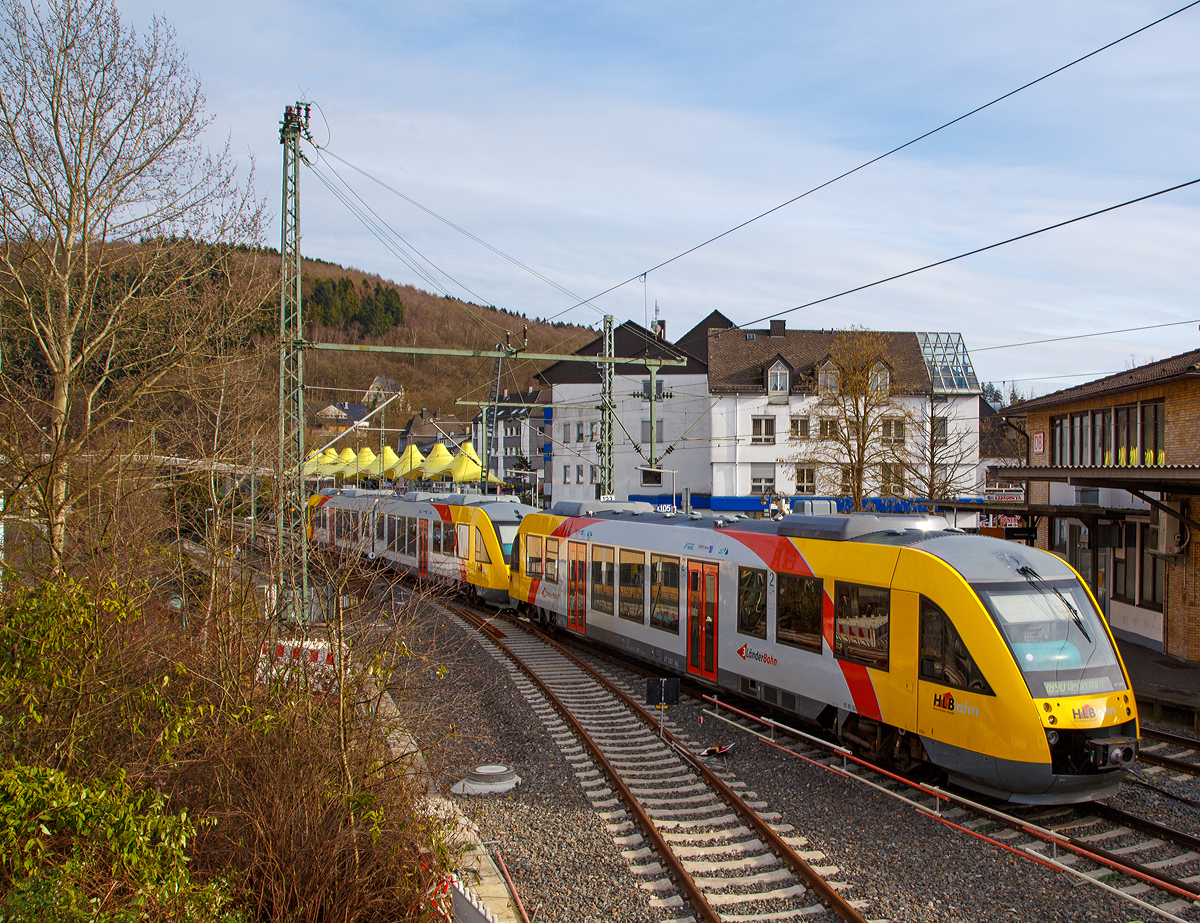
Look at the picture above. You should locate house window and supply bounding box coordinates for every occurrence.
[819,418,839,440]
[769,365,789,393]
[641,469,662,486]
[870,363,889,393]
[839,465,852,495]
[563,423,571,443]
[1113,521,1136,602]
[881,464,905,498]
[819,365,838,393]
[576,465,584,484]
[576,423,584,443]
[589,421,597,442]
[641,420,665,443]
[932,417,948,448]
[790,417,809,439]
[882,419,905,444]
[1141,523,1164,608]
[751,416,775,444]
[640,379,664,398]
[750,463,775,495]
[1141,401,1164,466]
[1115,405,1136,466]
[563,465,570,484]
[794,466,816,495]
[590,465,598,483]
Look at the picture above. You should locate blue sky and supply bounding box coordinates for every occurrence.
[125,0,1200,396]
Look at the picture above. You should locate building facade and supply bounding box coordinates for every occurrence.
[999,350,1200,659]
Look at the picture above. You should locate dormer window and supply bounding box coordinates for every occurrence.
[768,362,788,393]
[870,363,890,393]
[818,364,839,394]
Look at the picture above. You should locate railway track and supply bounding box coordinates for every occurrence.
[446,602,870,923]
[1141,728,1200,779]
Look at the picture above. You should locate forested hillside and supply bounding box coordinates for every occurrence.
[298,255,596,417]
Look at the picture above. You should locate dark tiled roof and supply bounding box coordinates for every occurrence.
[706,328,931,394]
[675,310,734,365]
[1005,348,1200,415]
[537,319,706,385]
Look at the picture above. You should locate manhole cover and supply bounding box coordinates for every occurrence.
[451,764,522,795]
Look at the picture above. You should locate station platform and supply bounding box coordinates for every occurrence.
[1117,639,1200,730]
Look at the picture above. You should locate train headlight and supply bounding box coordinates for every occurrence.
[1046,730,1059,746]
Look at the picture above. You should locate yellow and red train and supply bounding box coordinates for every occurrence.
[313,489,1140,804]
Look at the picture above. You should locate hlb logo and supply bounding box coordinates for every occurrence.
[1073,705,1097,720]
[933,692,978,717]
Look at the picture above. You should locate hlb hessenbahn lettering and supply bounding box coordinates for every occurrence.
[933,692,978,717]
[1071,704,1118,720]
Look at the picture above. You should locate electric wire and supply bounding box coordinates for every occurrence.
[974,319,1200,351]
[733,175,1200,330]
[531,0,1200,328]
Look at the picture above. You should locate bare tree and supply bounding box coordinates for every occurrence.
[0,0,267,568]
[900,394,978,501]
[800,327,909,511]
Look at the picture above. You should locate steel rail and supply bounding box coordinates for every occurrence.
[447,605,720,923]
[704,696,1200,911]
[510,619,867,923]
[1144,728,1200,749]
[1138,749,1200,776]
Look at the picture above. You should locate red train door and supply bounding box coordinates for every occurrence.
[417,519,428,578]
[567,541,586,632]
[687,561,719,681]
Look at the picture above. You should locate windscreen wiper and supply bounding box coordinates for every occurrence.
[1017,565,1091,644]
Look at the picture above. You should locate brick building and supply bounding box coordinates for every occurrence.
[997,349,1200,660]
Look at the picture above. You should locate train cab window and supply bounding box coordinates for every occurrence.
[619,550,646,623]
[919,597,993,694]
[527,535,543,578]
[544,538,559,583]
[474,527,490,563]
[833,581,890,670]
[776,574,823,653]
[456,523,469,559]
[737,567,767,639]
[432,520,442,554]
[650,555,680,634]
[591,545,615,615]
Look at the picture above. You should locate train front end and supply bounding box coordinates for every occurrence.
[918,536,1139,803]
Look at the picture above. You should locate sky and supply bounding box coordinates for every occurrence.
[122,0,1200,397]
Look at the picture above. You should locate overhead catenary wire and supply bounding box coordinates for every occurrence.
[974,319,1200,352]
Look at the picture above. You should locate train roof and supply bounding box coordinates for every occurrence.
[317,488,536,515]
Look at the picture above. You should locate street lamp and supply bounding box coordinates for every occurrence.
[636,466,677,512]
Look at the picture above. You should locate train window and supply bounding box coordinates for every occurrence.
[375,514,385,541]
[334,510,347,540]
[444,522,457,556]
[919,597,993,695]
[385,515,396,551]
[432,520,442,554]
[475,527,491,565]
[619,549,646,623]
[649,555,680,634]
[737,567,767,639]
[544,539,559,583]
[591,545,615,615]
[527,535,543,578]
[776,574,823,653]
[833,581,890,671]
[456,523,469,559]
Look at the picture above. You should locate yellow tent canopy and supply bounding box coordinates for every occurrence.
[446,451,480,483]
[390,444,424,478]
[411,442,454,480]
[315,447,354,477]
[302,448,338,477]
[363,445,399,477]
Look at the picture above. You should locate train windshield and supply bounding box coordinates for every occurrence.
[974,578,1126,698]
[493,523,519,558]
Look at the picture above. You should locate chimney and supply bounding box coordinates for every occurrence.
[770,319,785,338]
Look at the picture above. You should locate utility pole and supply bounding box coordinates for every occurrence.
[277,101,313,624]
[598,315,615,500]
[480,345,503,495]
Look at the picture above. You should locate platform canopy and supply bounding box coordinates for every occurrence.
[363,445,400,477]
[410,442,454,480]
[303,448,339,476]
